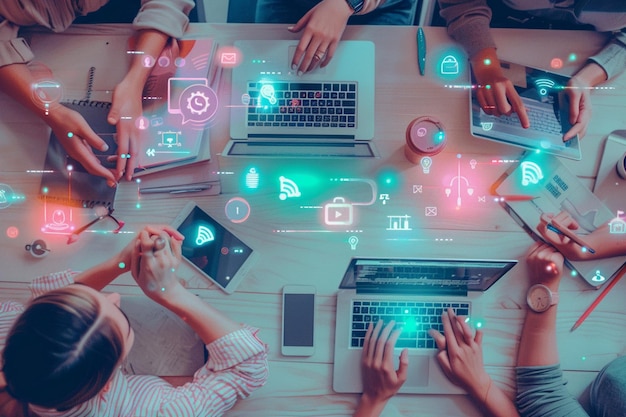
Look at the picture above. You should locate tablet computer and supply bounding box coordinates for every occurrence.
[470,60,582,160]
[172,201,257,294]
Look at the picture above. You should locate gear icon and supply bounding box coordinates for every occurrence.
[186,91,211,115]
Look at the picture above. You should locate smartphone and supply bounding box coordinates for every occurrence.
[281,285,316,356]
[171,201,257,294]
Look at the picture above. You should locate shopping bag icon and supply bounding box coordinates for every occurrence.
[440,55,459,75]
[324,197,353,226]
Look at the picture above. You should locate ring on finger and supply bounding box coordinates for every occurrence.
[153,237,166,252]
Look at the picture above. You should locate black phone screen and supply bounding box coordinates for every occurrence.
[283,293,315,347]
[176,206,253,290]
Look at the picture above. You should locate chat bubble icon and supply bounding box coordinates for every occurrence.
[178,84,218,125]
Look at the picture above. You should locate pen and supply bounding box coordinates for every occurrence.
[139,183,213,195]
[571,264,626,331]
[546,222,596,254]
[417,27,426,76]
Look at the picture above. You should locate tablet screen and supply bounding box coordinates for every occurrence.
[176,205,253,290]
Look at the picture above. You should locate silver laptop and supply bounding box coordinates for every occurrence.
[470,60,581,161]
[224,40,377,157]
[333,257,517,394]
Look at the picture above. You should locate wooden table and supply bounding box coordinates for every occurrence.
[0,23,625,417]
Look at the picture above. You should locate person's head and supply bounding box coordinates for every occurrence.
[589,355,626,417]
[1,285,134,411]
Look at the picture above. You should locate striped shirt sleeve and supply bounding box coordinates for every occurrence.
[29,270,78,298]
[128,326,269,417]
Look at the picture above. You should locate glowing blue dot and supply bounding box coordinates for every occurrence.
[571,270,578,277]
[135,178,141,184]
[582,356,586,361]
[484,58,491,65]
[161,287,166,292]
[42,187,49,194]
[485,85,491,90]
[118,262,126,269]
[581,247,588,253]
[136,203,141,209]
[67,132,74,138]
[476,321,483,328]
[569,53,577,62]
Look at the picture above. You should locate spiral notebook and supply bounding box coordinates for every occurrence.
[40,100,118,208]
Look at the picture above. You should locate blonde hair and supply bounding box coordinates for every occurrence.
[2,286,124,411]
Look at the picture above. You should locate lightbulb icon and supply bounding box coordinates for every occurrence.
[348,235,359,250]
[420,157,433,174]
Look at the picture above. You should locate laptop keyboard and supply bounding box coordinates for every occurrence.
[496,100,563,136]
[246,82,357,129]
[350,300,470,349]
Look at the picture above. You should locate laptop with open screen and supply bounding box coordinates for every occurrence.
[333,257,517,394]
[470,60,581,161]
[223,40,377,158]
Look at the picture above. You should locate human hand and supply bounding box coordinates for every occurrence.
[131,226,185,302]
[563,75,591,141]
[429,309,491,399]
[47,105,117,185]
[288,0,353,74]
[537,212,594,261]
[471,49,529,128]
[526,242,564,289]
[360,321,408,405]
[107,79,146,181]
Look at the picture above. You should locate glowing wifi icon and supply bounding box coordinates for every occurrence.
[520,161,544,186]
[279,176,301,200]
[195,225,214,246]
[535,78,555,96]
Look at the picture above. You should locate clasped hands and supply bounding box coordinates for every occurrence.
[116,225,185,301]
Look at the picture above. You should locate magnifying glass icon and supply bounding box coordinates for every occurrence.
[260,84,277,105]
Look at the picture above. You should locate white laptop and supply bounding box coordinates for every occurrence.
[470,60,582,161]
[333,257,517,394]
[223,40,377,157]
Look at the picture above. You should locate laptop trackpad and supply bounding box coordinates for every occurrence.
[403,354,429,387]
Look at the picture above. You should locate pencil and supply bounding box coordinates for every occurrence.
[571,264,626,332]
[547,222,596,254]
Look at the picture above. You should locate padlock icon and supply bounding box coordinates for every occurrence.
[324,197,353,226]
[440,55,459,75]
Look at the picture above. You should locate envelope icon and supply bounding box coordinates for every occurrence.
[413,185,423,194]
[440,55,459,75]
[425,206,438,216]
[221,52,237,65]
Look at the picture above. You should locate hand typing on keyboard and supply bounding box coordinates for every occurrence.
[470,49,531,129]
[428,309,492,401]
[354,320,408,417]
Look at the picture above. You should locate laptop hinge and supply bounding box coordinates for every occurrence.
[355,282,468,296]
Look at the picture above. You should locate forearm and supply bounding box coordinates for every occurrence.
[122,29,170,92]
[470,378,520,417]
[74,257,127,291]
[0,63,47,117]
[437,0,494,58]
[159,286,243,345]
[572,62,608,88]
[516,306,559,367]
[353,394,388,417]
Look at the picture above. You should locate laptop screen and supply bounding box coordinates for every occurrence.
[339,258,517,293]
